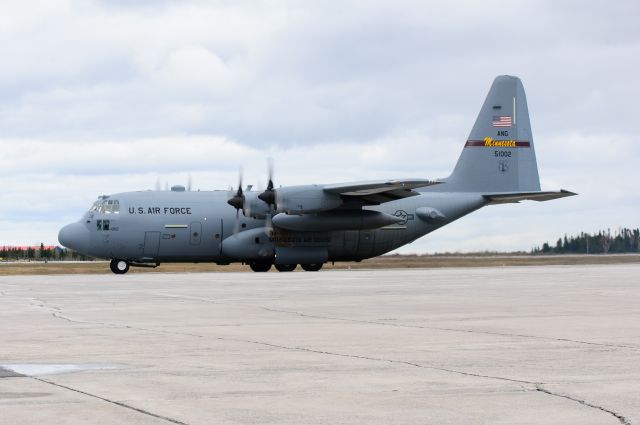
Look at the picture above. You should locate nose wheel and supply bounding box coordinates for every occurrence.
[110,259,130,275]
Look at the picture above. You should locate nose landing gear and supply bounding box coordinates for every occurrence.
[110,259,130,275]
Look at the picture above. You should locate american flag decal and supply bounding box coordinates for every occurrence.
[492,116,512,127]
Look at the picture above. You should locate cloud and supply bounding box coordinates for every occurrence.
[0,0,638,251]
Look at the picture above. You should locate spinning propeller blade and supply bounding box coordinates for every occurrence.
[227,168,245,212]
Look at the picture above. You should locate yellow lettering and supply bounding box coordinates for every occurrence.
[484,136,516,148]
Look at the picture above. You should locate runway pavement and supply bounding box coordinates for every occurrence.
[1,265,639,424]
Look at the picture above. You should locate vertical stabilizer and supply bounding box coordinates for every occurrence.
[444,75,541,193]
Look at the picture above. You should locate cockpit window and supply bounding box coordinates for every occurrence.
[104,200,119,213]
[89,199,120,214]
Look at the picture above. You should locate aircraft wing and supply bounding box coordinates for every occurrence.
[483,189,577,205]
[324,179,440,205]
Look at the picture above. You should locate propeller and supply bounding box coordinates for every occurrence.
[227,169,245,234]
[258,158,276,207]
[227,168,245,211]
[227,162,276,236]
[187,174,192,191]
[264,209,274,236]
[258,159,275,236]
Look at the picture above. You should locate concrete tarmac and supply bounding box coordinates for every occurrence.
[1,265,639,424]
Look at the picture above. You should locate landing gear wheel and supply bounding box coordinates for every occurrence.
[301,263,323,272]
[249,261,273,272]
[275,264,297,272]
[110,259,130,275]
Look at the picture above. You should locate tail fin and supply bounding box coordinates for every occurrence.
[444,75,541,193]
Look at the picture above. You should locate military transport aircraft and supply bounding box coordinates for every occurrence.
[58,75,575,274]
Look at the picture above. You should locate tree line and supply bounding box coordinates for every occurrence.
[533,228,640,254]
[0,244,92,261]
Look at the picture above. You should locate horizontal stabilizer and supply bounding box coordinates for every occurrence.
[483,189,577,204]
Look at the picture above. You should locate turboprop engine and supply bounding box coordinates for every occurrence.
[272,185,342,215]
[242,192,270,219]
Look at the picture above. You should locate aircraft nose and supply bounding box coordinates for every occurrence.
[58,222,90,254]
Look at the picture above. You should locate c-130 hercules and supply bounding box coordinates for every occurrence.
[59,76,575,274]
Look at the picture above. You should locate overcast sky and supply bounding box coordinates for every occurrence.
[1,0,638,252]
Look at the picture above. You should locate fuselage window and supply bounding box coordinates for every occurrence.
[97,219,103,231]
[103,220,110,231]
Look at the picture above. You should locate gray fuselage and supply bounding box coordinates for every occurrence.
[66,188,485,264]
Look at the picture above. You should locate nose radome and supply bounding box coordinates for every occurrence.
[58,222,90,254]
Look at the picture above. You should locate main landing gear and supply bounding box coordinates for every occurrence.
[110,259,130,275]
[275,264,297,272]
[301,263,323,272]
[248,262,324,272]
[249,261,272,272]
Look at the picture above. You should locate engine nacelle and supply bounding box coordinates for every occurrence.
[275,185,342,214]
[221,227,274,260]
[243,192,270,219]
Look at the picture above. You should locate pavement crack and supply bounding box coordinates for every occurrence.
[153,292,224,304]
[41,302,204,339]
[536,385,631,425]
[31,376,186,424]
[218,336,538,386]
[260,307,640,351]
[52,312,86,323]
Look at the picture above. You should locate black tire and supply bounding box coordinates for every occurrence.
[275,264,297,272]
[110,259,130,275]
[301,263,323,272]
[249,261,272,272]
